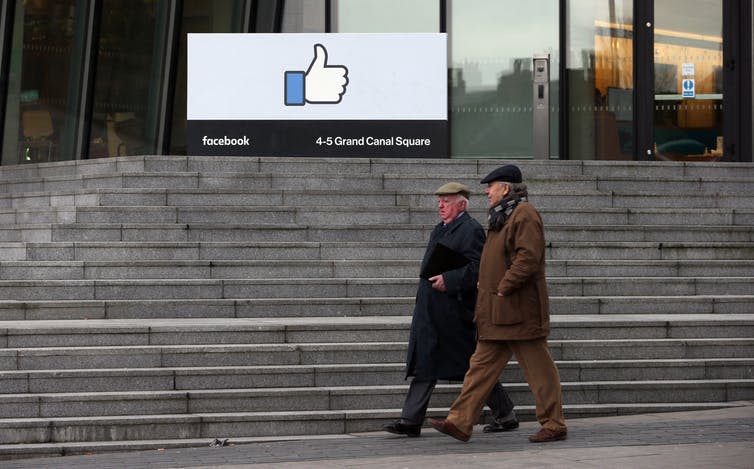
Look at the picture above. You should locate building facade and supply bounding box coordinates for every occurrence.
[0,0,751,165]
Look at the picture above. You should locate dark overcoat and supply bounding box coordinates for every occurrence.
[474,201,550,341]
[405,211,485,380]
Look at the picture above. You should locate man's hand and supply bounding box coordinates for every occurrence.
[429,274,446,292]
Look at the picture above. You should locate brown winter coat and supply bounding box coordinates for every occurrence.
[474,201,550,340]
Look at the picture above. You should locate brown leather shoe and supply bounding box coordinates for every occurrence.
[528,427,567,443]
[428,418,470,442]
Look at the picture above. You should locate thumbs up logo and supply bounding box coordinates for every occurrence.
[285,44,349,106]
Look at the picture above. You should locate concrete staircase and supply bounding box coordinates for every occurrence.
[0,156,752,459]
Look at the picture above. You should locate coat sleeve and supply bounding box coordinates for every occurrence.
[442,224,485,294]
[497,207,545,294]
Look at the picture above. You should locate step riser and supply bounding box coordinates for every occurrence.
[3,381,752,444]
[3,377,753,420]
[0,277,751,301]
[4,342,752,371]
[2,260,754,281]
[0,299,411,320]
[5,297,753,320]
[2,156,754,180]
[6,190,754,213]
[3,225,751,244]
[2,361,750,396]
[2,323,753,349]
[6,206,753,227]
[8,244,753,263]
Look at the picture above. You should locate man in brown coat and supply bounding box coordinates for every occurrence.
[429,164,567,443]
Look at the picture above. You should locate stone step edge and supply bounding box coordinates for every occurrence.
[2,313,754,330]
[8,204,754,213]
[4,167,754,183]
[1,313,753,327]
[4,336,752,353]
[2,357,752,379]
[1,294,752,306]
[7,222,754,231]
[0,153,751,168]
[0,276,752,286]
[5,240,753,248]
[2,378,752,400]
[0,401,748,459]
[5,258,754,267]
[5,186,754,199]
[1,393,750,425]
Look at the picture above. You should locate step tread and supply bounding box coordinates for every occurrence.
[1,313,753,330]
[2,386,752,423]
[2,357,751,376]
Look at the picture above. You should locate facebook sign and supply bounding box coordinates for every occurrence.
[187,33,448,157]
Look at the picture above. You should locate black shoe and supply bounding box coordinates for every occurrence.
[483,417,519,433]
[382,420,421,437]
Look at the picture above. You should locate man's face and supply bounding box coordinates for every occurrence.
[437,194,465,224]
[484,182,509,207]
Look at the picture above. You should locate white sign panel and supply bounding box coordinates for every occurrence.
[187,33,448,157]
[188,33,447,121]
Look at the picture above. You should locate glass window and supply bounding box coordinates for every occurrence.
[653,0,723,161]
[565,0,634,160]
[88,0,169,158]
[332,0,438,32]
[449,0,559,158]
[2,0,84,165]
[168,0,246,154]
[282,0,326,33]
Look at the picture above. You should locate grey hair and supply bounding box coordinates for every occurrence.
[509,182,527,194]
[497,181,527,195]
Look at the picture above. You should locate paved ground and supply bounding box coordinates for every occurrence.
[3,405,753,468]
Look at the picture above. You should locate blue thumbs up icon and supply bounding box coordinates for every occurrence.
[285,44,349,106]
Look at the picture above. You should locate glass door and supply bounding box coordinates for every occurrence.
[565,0,635,160]
[1,0,86,165]
[652,0,723,161]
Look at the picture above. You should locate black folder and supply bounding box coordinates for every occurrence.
[420,242,471,279]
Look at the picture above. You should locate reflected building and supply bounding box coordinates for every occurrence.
[0,0,750,164]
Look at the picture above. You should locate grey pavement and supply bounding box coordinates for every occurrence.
[2,404,753,468]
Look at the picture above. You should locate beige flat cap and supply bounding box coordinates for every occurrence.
[434,182,471,198]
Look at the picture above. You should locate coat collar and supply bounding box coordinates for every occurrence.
[437,211,470,234]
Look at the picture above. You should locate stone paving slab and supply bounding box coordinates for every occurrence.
[0,404,751,467]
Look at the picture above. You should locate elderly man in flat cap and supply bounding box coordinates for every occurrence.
[383,182,518,438]
[429,165,567,443]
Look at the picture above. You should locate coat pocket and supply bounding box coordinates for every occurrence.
[491,294,524,325]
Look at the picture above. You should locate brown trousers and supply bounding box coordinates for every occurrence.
[446,337,566,435]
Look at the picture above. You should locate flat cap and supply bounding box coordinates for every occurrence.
[480,164,523,184]
[434,182,470,199]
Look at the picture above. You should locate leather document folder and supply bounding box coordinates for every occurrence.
[420,242,470,279]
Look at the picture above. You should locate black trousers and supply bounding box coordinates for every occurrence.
[400,377,514,425]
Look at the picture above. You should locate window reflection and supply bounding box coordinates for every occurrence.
[282,0,326,33]
[332,0,438,32]
[88,0,165,158]
[450,0,558,157]
[169,0,246,154]
[1,0,81,165]
[566,0,634,160]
